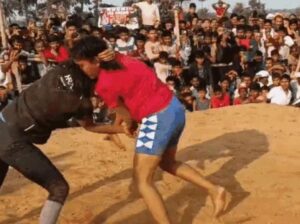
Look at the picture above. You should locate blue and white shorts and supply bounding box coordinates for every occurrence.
[136,96,185,156]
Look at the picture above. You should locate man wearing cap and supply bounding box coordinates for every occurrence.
[255,70,270,87]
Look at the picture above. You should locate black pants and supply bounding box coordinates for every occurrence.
[0,120,69,203]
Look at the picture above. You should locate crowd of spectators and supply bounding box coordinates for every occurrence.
[0,0,300,115]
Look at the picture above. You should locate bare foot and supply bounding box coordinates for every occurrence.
[210,186,231,217]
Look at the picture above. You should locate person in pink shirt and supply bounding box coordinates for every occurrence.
[71,36,230,224]
[43,35,69,63]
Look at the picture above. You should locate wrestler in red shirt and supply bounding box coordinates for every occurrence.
[71,36,230,224]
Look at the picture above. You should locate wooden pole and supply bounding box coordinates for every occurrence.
[174,8,180,47]
[0,0,8,49]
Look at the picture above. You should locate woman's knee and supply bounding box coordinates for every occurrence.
[47,178,70,204]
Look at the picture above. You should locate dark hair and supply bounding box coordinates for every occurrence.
[272,72,281,79]
[266,57,273,61]
[264,19,272,24]
[261,86,270,91]
[277,26,287,34]
[135,34,146,42]
[166,76,180,89]
[162,30,172,38]
[65,20,79,29]
[280,74,291,81]
[118,26,129,34]
[0,85,6,90]
[9,23,20,29]
[250,83,261,91]
[255,50,263,56]
[220,77,231,83]
[10,35,24,45]
[271,49,279,56]
[170,59,182,67]
[236,25,245,31]
[230,13,238,19]
[18,55,28,63]
[290,19,298,25]
[214,85,222,92]
[71,36,122,70]
[198,87,207,93]
[48,34,60,43]
[189,3,196,8]
[195,50,205,59]
[241,72,252,79]
[159,51,169,60]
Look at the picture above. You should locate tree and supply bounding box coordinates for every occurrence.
[232,2,245,15]
[198,8,210,19]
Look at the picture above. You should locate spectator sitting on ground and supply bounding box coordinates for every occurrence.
[159,30,178,58]
[43,35,69,63]
[233,83,249,105]
[144,28,160,61]
[268,72,281,89]
[154,51,171,83]
[170,59,189,89]
[165,76,180,96]
[1,35,33,74]
[195,88,210,111]
[132,34,149,63]
[189,50,213,91]
[190,76,206,99]
[211,85,230,108]
[256,85,270,103]
[267,74,292,106]
[115,27,137,55]
[255,70,270,87]
[13,55,40,92]
[180,92,196,112]
[248,83,261,103]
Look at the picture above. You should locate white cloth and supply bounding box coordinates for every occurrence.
[267,86,291,105]
[134,1,160,26]
[291,80,300,103]
[154,62,171,83]
[145,41,160,60]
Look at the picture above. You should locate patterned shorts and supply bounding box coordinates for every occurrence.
[135,96,186,156]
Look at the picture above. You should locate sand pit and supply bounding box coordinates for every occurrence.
[0,104,300,224]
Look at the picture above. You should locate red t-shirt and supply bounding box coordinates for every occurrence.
[233,98,242,105]
[211,93,230,108]
[215,7,226,17]
[239,39,251,49]
[95,54,173,122]
[43,46,69,63]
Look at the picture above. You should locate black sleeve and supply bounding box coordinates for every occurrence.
[73,98,93,120]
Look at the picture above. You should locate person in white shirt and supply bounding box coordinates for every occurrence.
[154,51,171,83]
[291,72,300,105]
[267,74,292,105]
[132,0,160,27]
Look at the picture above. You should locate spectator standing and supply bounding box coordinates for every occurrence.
[132,0,160,28]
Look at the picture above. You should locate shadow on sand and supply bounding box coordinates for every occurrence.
[1,130,269,224]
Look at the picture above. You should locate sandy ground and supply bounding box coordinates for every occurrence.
[0,104,300,224]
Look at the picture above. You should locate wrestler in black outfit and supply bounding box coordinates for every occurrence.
[0,61,94,224]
